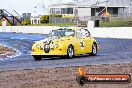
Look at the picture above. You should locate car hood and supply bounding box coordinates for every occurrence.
[35,36,73,44]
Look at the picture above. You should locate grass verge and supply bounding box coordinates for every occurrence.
[29,22,75,27]
[100,18,132,27]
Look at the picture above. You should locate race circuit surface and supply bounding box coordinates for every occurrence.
[0,32,132,71]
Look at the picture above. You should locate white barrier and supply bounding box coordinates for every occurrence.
[93,27,132,39]
[1,26,61,34]
[0,26,132,39]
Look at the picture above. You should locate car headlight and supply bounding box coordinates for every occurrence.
[36,44,41,49]
[53,43,58,48]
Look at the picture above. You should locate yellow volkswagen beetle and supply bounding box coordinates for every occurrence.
[31,28,99,60]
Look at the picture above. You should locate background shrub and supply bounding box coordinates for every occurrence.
[40,15,49,24]
[50,14,62,17]
[22,19,31,25]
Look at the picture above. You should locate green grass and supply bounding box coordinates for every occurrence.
[19,18,132,27]
[29,22,75,27]
[100,18,132,27]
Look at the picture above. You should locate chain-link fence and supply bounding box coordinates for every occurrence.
[49,17,73,23]
[111,13,132,18]
[49,16,101,27]
[101,13,132,22]
[49,14,132,27]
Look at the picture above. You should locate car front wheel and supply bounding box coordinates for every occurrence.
[89,43,97,56]
[67,45,74,59]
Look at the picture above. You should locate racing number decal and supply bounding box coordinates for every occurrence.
[80,41,84,49]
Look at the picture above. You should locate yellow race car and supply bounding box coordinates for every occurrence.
[31,28,99,60]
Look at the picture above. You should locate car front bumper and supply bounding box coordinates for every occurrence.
[31,48,67,56]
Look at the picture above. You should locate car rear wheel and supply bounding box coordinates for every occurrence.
[89,43,97,56]
[33,55,42,61]
[67,45,74,59]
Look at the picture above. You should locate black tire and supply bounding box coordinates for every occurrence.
[76,76,87,86]
[67,45,74,59]
[89,43,97,56]
[33,55,42,61]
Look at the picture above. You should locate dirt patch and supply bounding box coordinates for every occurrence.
[0,45,16,59]
[0,63,132,88]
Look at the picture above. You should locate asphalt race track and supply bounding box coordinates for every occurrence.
[0,32,132,71]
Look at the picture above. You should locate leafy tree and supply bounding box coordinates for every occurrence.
[22,13,31,20]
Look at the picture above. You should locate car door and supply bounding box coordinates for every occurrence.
[75,29,86,54]
[82,29,93,53]
[77,28,93,54]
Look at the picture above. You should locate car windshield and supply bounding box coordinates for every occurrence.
[48,29,75,37]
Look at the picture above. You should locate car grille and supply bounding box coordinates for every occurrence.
[44,44,50,53]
